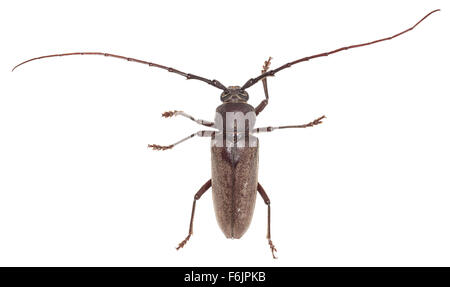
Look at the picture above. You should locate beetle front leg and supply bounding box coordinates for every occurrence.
[161,110,214,127]
[257,183,277,259]
[176,179,212,250]
[148,130,216,150]
[255,57,272,116]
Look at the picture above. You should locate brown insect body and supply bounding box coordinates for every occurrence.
[211,102,259,239]
[11,10,439,258]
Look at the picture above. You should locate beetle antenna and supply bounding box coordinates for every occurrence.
[241,9,440,90]
[12,52,228,91]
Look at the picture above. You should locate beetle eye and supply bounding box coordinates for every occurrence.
[221,91,232,101]
[238,91,249,100]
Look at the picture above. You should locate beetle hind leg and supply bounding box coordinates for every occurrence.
[176,179,212,250]
[257,183,278,259]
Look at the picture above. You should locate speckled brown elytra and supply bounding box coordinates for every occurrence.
[12,10,439,258]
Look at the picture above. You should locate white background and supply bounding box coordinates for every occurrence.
[0,0,449,266]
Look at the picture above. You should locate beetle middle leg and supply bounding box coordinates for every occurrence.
[148,130,216,150]
[176,179,212,250]
[255,57,272,116]
[257,183,277,259]
[252,115,326,134]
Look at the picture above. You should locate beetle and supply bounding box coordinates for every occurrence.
[12,10,439,258]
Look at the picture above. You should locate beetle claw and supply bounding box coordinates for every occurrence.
[268,239,278,259]
[176,234,192,250]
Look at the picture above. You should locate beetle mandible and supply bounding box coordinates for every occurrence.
[12,10,439,258]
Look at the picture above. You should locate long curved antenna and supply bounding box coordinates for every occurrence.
[241,9,440,90]
[12,52,228,91]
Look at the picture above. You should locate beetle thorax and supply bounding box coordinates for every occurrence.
[214,102,256,133]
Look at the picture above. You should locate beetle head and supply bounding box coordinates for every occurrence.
[220,86,249,103]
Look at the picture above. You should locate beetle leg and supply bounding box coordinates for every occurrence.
[255,57,272,116]
[148,130,216,150]
[252,115,326,134]
[257,183,277,259]
[176,179,212,250]
[161,110,214,127]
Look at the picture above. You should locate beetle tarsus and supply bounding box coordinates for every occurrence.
[310,115,326,126]
[148,144,174,151]
[261,57,272,74]
[176,234,192,250]
[268,239,278,259]
[161,110,179,118]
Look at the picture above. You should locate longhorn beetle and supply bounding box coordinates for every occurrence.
[13,10,439,259]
